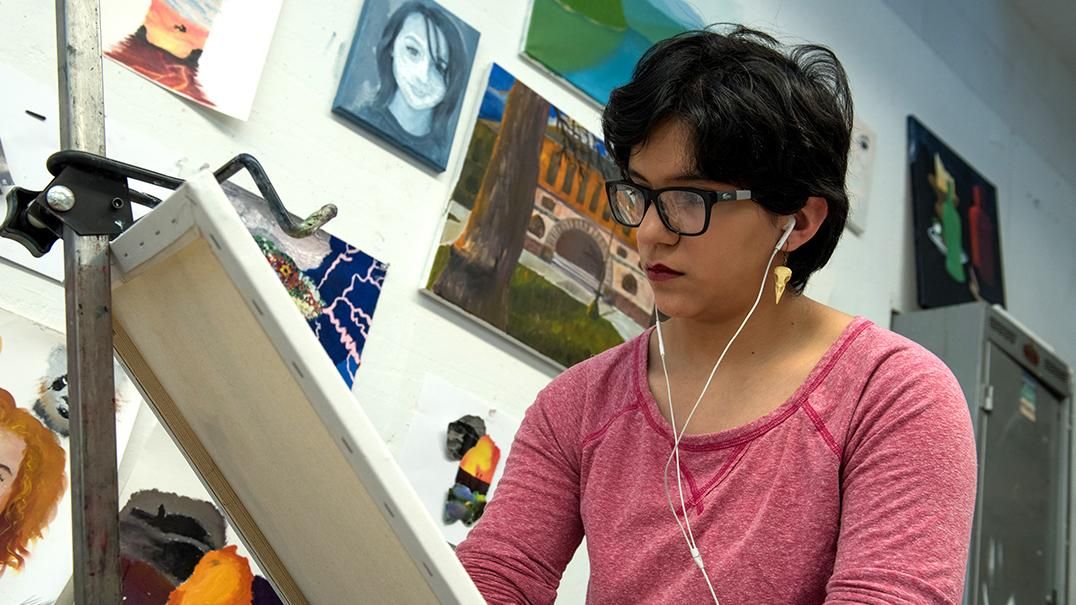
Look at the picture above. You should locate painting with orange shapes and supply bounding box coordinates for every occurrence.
[103,0,283,120]
[0,306,142,603]
[166,546,254,605]
[120,408,286,604]
[445,428,501,526]
[106,0,221,106]
[121,490,284,605]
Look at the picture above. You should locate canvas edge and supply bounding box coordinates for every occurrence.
[112,171,485,604]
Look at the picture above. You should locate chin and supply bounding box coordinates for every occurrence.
[652,293,704,321]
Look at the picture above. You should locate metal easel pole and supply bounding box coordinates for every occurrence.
[55,0,122,601]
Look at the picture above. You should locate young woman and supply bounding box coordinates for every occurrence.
[456,26,977,604]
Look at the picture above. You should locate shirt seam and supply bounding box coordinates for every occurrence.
[581,404,643,449]
[802,399,842,459]
[632,319,872,452]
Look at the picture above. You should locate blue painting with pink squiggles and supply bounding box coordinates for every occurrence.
[224,183,387,389]
[305,238,387,387]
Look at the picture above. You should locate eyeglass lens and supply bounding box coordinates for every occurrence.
[610,184,707,234]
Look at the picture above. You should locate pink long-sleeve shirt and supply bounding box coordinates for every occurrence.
[456,317,978,604]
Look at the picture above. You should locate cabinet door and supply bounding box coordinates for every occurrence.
[975,344,1064,604]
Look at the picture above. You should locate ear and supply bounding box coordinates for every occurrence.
[784,196,829,253]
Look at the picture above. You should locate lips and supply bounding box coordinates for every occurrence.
[646,263,685,282]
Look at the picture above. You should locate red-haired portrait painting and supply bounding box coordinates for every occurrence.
[0,387,66,575]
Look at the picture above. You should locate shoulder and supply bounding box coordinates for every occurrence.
[530,331,649,441]
[815,318,963,401]
[852,321,965,400]
[829,320,972,458]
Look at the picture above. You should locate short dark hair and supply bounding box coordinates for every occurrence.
[602,25,853,292]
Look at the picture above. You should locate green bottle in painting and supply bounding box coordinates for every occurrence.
[942,181,966,283]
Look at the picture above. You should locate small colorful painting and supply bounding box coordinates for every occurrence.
[443,417,500,527]
[522,0,706,105]
[908,116,1005,308]
[119,414,283,604]
[223,183,388,388]
[426,63,653,368]
[333,0,480,172]
[396,375,520,546]
[0,388,66,578]
[0,306,142,604]
[103,0,283,120]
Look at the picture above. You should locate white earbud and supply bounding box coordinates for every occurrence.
[774,217,796,252]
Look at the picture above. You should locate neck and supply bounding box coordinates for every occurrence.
[387,90,433,137]
[659,292,816,373]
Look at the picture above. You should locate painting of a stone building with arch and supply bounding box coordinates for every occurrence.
[426,63,652,367]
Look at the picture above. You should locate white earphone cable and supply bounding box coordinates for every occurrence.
[657,221,792,605]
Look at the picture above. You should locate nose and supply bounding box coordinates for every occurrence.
[636,202,678,248]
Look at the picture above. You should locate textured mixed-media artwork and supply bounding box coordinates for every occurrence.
[223,183,387,388]
[426,63,652,368]
[120,490,282,604]
[119,411,284,605]
[522,0,705,105]
[443,416,500,527]
[103,0,283,119]
[333,0,480,171]
[397,375,520,545]
[0,307,141,604]
[908,116,1005,308]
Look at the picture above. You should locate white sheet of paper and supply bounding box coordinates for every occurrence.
[0,64,164,282]
[0,66,64,281]
[846,118,877,235]
[396,375,522,547]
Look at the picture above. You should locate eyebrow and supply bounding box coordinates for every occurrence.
[0,464,10,475]
[627,168,710,185]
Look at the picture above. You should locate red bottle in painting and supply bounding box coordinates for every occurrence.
[968,185,996,287]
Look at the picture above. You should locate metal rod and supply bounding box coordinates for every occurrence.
[56,0,122,602]
[63,233,120,603]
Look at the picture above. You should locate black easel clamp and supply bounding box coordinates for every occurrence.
[1,151,338,259]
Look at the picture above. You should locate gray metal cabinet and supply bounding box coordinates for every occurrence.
[893,302,1073,605]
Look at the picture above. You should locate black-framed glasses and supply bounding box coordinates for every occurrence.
[605,180,752,236]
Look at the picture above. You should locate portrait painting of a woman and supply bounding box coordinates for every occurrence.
[334,0,480,172]
[0,387,67,575]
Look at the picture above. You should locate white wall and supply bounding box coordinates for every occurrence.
[1,1,1074,603]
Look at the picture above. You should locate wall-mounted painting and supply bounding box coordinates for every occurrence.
[0,306,142,604]
[223,183,388,389]
[522,0,705,106]
[396,375,520,547]
[102,0,283,120]
[119,415,283,604]
[425,63,653,368]
[908,116,1005,308]
[845,118,876,235]
[333,0,480,172]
